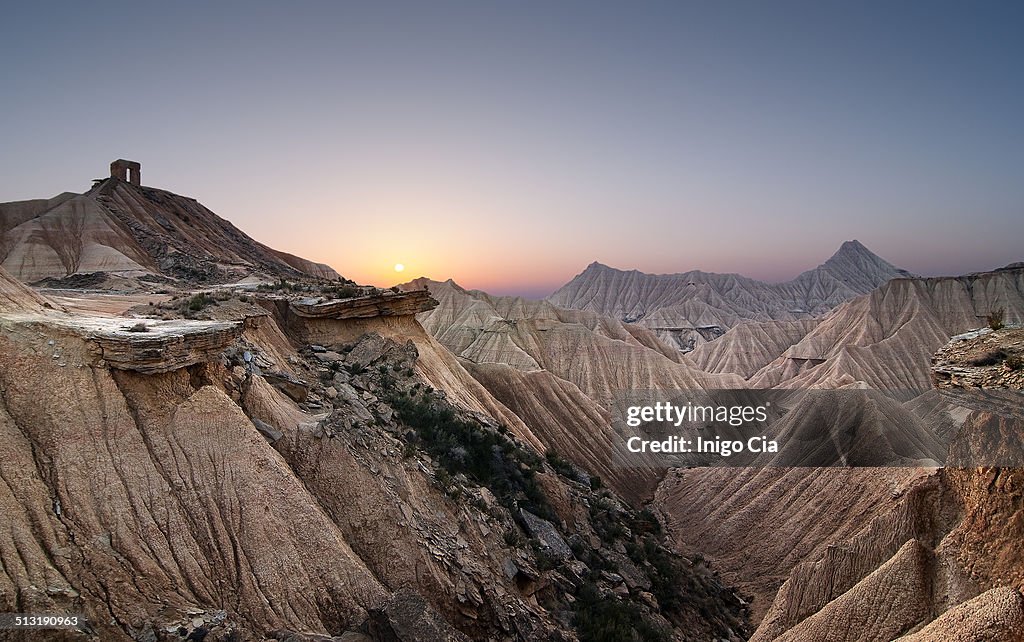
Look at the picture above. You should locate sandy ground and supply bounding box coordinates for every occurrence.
[41,290,174,316]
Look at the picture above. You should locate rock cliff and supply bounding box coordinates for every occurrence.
[0,267,749,640]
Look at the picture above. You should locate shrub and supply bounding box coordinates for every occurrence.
[968,350,1008,367]
[545,450,577,479]
[331,284,361,299]
[187,292,216,312]
[1006,353,1023,370]
[988,308,1006,331]
[504,529,522,547]
[572,580,669,642]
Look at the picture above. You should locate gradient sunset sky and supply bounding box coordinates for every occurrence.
[2,1,1022,297]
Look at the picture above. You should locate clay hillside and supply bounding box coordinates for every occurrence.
[0,160,338,288]
[547,240,912,352]
[3,164,1024,641]
[658,326,1024,640]
[403,276,744,502]
[687,266,1024,389]
[0,169,752,641]
[412,261,1024,641]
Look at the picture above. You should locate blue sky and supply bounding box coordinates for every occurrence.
[1,1,1022,296]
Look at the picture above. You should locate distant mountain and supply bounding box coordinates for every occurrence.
[0,172,339,285]
[547,240,912,352]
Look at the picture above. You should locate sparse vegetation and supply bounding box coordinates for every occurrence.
[1006,353,1023,370]
[988,308,1006,331]
[572,580,669,642]
[186,292,216,312]
[387,388,556,521]
[545,450,577,479]
[329,284,362,299]
[968,349,1008,367]
[126,322,150,333]
[503,528,522,547]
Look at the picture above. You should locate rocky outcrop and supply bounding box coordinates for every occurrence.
[87,319,243,373]
[289,290,437,320]
[364,589,471,642]
[263,292,545,453]
[2,267,241,373]
[932,327,1024,389]
[0,333,390,640]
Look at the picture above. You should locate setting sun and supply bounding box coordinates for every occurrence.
[394,263,405,272]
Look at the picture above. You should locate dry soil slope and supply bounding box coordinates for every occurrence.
[689,318,820,378]
[547,240,909,351]
[750,267,1024,390]
[657,329,1024,641]
[0,264,54,313]
[407,277,743,502]
[0,178,338,284]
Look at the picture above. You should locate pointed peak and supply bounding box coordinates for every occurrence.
[582,261,624,274]
[835,239,871,256]
[824,240,897,268]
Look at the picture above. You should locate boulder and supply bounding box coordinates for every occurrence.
[365,588,470,642]
[519,509,573,561]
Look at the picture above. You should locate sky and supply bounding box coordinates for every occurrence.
[1,1,1022,298]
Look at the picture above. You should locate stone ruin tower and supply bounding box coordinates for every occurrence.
[110,159,141,186]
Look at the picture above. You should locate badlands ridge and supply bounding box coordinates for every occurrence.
[0,165,1022,641]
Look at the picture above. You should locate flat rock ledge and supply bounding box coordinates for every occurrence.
[87,318,243,373]
[289,290,437,319]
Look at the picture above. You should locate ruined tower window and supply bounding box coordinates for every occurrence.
[109,159,142,186]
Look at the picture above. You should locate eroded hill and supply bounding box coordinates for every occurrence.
[0,167,337,287]
[403,277,744,503]
[0,267,749,641]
